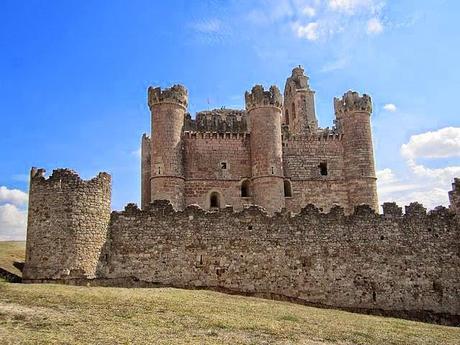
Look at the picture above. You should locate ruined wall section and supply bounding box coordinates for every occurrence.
[23,168,111,281]
[449,178,460,215]
[140,133,151,209]
[183,132,252,210]
[282,134,348,212]
[103,201,460,319]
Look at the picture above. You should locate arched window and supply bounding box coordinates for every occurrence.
[284,180,292,197]
[291,102,296,119]
[285,109,290,125]
[210,192,221,208]
[241,179,250,197]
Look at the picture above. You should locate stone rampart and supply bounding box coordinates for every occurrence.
[95,200,460,324]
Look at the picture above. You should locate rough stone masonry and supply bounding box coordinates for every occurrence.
[23,67,460,325]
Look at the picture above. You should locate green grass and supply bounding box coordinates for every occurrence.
[0,241,25,278]
[0,241,459,344]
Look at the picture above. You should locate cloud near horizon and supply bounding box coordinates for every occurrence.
[378,127,460,209]
[0,186,28,241]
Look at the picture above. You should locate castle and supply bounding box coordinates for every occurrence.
[22,67,460,325]
[141,66,378,214]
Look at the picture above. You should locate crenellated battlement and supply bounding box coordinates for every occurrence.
[184,109,248,133]
[29,167,111,186]
[245,85,282,111]
[147,84,188,109]
[117,198,457,220]
[183,131,250,140]
[334,90,372,116]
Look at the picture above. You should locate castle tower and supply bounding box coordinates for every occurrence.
[334,91,378,212]
[148,85,188,210]
[245,85,285,214]
[283,66,318,134]
[23,168,111,281]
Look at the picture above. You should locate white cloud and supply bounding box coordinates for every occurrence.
[401,127,460,160]
[367,17,383,34]
[377,127,460,210]
[0,186,28,206]
[328,0,377,14]
[302,6,316,17]
[295,22,320,41]
[376,168,395,183]
[383,103,397,112]
[0,203,27,241]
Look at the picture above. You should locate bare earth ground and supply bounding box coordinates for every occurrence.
[0,241,459,345]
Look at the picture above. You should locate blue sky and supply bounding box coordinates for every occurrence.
[1,0,459,239]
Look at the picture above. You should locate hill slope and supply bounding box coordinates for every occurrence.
[0,241,459,344]
[0,241,25,280]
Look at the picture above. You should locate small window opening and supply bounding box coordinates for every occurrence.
[284,180,292,197]
[285,109,290,125]
[271,167,275,175]
[241,180,250,197]
[319,162,328,176]
[199,255,203,265]
[372,290,376,302]
[220,162,227,170]
[210,192,220,208]
[292,102,296,119]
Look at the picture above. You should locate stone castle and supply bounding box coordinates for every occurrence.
[23,67,460,325]
[141,66,378,214]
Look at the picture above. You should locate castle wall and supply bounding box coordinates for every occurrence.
[102,201,460,319]
[282,136,349,212]
[23,168,111,280]
[183,133,252,210]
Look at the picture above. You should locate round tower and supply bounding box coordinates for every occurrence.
[245,85,285,214]
[334,91,378,212]
[23,168,111,281]
[148,85,188,210]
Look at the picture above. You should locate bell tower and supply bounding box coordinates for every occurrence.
[283,66,318,134]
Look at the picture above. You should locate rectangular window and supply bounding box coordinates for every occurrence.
[319,162,328,176]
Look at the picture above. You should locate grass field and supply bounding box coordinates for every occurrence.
[0,241,25,278]
[0,241,459,345]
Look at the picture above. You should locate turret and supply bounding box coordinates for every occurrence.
[148,85,188,210]
[245,85,285,214]
[23,168,111,281]
[334,91,378,212]
[283,66,318,134]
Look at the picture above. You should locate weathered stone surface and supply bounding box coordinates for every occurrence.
[142,66,378,214]
[23,168,111,280]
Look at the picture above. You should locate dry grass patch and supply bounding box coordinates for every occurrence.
[0,281,459,345]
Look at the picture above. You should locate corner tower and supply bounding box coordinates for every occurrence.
[148,85,188,210]
[283,66,318,134]
[334,91,378,212]
[245,85,285,214]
